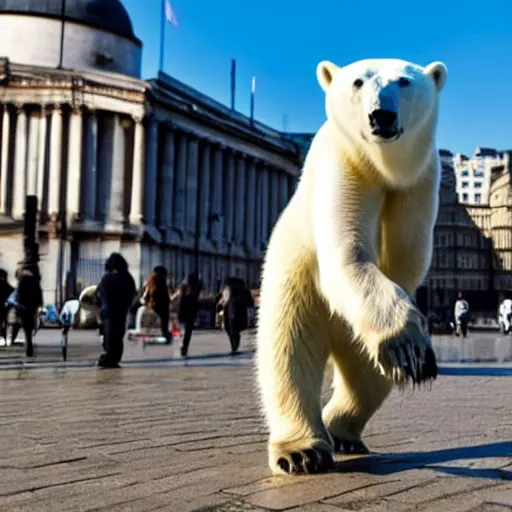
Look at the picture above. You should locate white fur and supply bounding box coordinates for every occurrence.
[256,58,447,475]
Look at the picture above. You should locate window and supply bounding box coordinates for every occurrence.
[474,170,484,178]
[475,193,482,203]
[461,181,469,188]
[462,193,469,202]
[474,181,483,189]
[461,170,469,177]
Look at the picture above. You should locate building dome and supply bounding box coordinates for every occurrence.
[0,0,137,42]
[0,0,142,77]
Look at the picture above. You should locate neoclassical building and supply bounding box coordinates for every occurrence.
[0,0,301,305]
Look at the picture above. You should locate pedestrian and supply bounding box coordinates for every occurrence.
[0,269,14,341]
[141,266,171,343]
[498,292,512,335]
[95,253,136,368]
[172,272,202,357]
[454,291,470,338]
[215,277,255,354]
[13,262,43,357]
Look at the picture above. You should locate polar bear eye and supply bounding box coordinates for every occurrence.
[353,78,364,89]
[398,77,411,87]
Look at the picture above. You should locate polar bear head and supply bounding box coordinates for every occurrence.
[317,58,447,184]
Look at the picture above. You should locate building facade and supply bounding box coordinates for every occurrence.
[429,150,512,317]
[453,147,509,205]
[0,1,301,306]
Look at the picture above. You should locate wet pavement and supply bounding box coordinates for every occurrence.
[0,329,510,511]
[0,327,511,369]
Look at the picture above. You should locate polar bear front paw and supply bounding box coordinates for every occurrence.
[377,321,438,385]
[269,440,334,475]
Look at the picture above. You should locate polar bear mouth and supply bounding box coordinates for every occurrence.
[362,128,403,144]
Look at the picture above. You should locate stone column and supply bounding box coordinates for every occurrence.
[66,106,83,223]
[269,168,279,229]
[0,105,10,215]
[129,116,145,225]
[12,105,27,220]
[108,114,126,223]
[185,136,199,234]
[48,105,63,219]
[173,132,187,233]
[234,152,246,244]
[26,109,39,196]
[36,106,48,208]
[198,142,211,240]
[245,157,256,250]
[279,172,289,212]
[160,125,175,229]
[261,167,270,245]
[144,116,158,226]
[82,109,98,221]
[97,115,113,221]
[210,144,224,242]
[223,149,235,243]
[254,163,262,249]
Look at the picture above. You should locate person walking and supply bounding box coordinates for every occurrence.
[141,266,171,343]
[13,262,43,357]
[454,291,470,338]
[0,269,14,341]
[95,253,136,368]
[172,272,202,357]
[215,277,254,354]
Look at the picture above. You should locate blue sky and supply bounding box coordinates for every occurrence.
[123,0,511,156]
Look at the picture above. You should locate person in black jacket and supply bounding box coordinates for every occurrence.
[216,277,254,354]
[14,262,43,357]
[95,253,136,368]
[172,272,202,357]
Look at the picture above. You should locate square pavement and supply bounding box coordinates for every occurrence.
[0,329,510,511]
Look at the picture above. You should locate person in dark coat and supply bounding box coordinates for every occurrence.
[216,277,254,354]
[172,272,202,357]
[95,253,136,368]
[0,269,14,340]
[14,262,43,357]
[141,266,171,343]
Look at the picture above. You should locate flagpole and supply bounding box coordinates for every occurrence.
[57,0,66,69]
[159,0,166,73]
[250,76,255,127]
[230,59,236,110]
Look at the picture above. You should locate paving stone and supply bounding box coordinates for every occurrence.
[0,330,510,511]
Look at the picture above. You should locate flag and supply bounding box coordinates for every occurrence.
[165,0,178,26]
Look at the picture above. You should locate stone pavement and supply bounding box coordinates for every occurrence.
[0,330,511,511]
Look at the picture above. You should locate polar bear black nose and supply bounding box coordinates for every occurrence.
[368,109,397,130]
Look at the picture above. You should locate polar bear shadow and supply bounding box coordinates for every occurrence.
[330,440,512,481]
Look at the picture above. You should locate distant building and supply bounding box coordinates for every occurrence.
[427,149,512,317]
[426,152,491,314]
[453,147,508,205]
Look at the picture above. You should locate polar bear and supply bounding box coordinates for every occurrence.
[256,58,447,475]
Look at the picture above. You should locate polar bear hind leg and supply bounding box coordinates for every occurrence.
[322,318,393,454]
[256,251,334,475]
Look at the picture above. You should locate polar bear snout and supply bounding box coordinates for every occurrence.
[368,109,402,141]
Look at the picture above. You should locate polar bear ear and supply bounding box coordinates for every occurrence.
[316,61,339,92]
[424,61,448,92]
